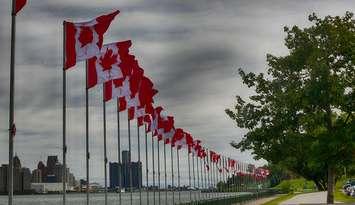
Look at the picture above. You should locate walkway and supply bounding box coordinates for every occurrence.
[281,191,340,204]
[237,196,279,205]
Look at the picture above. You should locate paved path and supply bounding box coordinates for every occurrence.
[281,191,340,205]
[237,196,279,205]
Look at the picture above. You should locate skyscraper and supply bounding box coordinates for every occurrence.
[109,151,142,189]
[0,156,31,193]
[0,164,8,193]
[46,156,58,175]
[31,169,42,183]
[122,151,130,164]
[109,162,121,189]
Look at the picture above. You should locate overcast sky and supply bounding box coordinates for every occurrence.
[0,0,354,185]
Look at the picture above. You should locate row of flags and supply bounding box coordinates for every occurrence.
[62,9,270,179]
[13,1,270,180]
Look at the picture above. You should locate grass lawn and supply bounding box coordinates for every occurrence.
[261,193,297,205]
[334,189,355,203]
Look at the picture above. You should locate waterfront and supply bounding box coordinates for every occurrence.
[0,191,252,205]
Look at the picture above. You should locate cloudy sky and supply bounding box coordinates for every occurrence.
[0,0,354,185]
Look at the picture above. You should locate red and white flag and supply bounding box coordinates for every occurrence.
[88,40,132,88]
[64,10,119,69]
[15,0,27,14]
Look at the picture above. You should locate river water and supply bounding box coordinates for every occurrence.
[0,191,253,205]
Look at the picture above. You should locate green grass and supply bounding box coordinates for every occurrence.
[261,193,297,205]
[275,178,316,193]
[334,176,355,203]
[334,189,355,203]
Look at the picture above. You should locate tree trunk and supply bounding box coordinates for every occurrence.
[327,165,335,204]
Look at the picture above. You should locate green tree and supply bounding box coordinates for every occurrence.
[226,12,355,203]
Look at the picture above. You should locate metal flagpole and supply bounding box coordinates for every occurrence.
[207,150,211,200]
[62,21,67,205]
[214,158,217,199]
[200,156,205,199]
[225,157,228,198]
[163,143,168,205]
[137,121,142,205]
[187,150,192,203]
[201,156,206,199]
[170,146,175,205]
[128,118,133,205]
[144,125,149,205]
[157,139,161,205]
[210,151,214,199]
[103,87,108,205]
[176,149,181,204]
[213,154,216,199]
[199,156,203,201]
[8,1,16,204]
[117,108,122,205]
[196,154,200,202]
[151,133,156,205]
[222,157,224,198]
[195,155,201,200]
[85,62,90,205]
[192,152,196,202]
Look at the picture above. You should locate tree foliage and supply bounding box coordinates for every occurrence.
[226,12,355,201]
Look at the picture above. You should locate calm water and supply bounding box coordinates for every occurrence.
[0,191,253,205]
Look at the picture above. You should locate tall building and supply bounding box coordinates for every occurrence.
[53,163,69,183]
[32,169,42,183]
[37,161,47,182]
[122,151,130,164]
[0,156,31,193]
[109,162,121,188]
[0,164,8,193]
[46,156,58,175]
[110,151,142,189]
[22,168,32,192]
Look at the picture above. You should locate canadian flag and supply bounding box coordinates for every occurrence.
[228,158,236,170]
[15,0,27,14]
[104,77,131,102]
[87,40,132,89]
[171,128,184,148]
[64,10,119,69]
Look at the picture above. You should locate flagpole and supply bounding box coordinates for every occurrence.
[163,142,168,205]
[144,125,149,205]
[117,107,122,205]
[103,87,108,205]
[221,157,224,198]
[62,21,67,205]
[187,150,192,203]
[8,1,16,204]
[85,61,90,205]
[192,152,195,202]
[226,158,228,198]
[213,154,216,199]
[137,121,142,205]
[206,150,210,200]
[128,118,133,205]
[200,156,204,201]
[151,133,156,205]
[170,146,175,205]
[176,148,181,204]
[196,154,200,202]
[156,138,161,205]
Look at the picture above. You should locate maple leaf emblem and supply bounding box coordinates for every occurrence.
[99,49,118,71]
[78,27,94,48]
